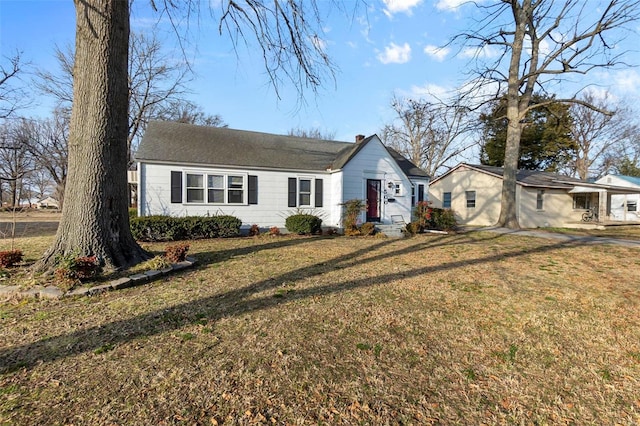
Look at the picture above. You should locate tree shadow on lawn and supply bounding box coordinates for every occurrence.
[0,233,576,373]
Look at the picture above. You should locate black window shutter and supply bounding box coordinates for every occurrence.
[288,178,297,207]
[418,184,425,202]
[171,171,182,203]
[248,175,258,205]
[315,179,323,207]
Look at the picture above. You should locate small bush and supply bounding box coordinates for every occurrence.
[248,224,260,237]
[360,222,376,236]
[130,215,241,241]
[164,243,190,263]
[341,199,365,235]
[54,253,100,282]
[128,208,138,218]
[269,226,281,236]
[404,221,420,236]
[345,227,361,236]
[0,250,23,268]
[285,214,322,235]
[429,208,457,231]
[413,201,432,232]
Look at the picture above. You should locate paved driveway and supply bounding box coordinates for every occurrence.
[471,226,640,248]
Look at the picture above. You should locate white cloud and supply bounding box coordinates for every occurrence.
[611,69,640,95]
[460,45,501,59]
[424,44,450,62]
[377,42,412,64]
[406,83,451,101]
[435,0,470,11]
[382,0,423,16]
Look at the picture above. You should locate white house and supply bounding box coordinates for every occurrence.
[429,163,640,228]
[36,196,60,209]
[135,122,429,230]
[595,174,640,221]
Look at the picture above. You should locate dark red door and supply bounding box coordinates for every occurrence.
[366,179,381,222]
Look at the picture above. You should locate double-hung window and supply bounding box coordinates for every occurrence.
[227,175,244,204]
[443,192,452,209]
[288,177,323,208]
[186,174,205,203]
[299,179,312,206]
[465,190,476,208]
[536,190,545,210]
[173,171,253,205]
[207,175,224,203]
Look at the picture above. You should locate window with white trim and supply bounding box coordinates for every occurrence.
[207,175,224,203]
[627,200,637,212]
[227,175,244,203]
[299,179,312,206]
[181,172,247,204]
[186,173,204,203]
[465,190,476,208]
[288,177,323,208]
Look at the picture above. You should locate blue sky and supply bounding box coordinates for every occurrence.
[2,0,639,151]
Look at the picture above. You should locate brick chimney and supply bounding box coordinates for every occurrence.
[355,134,365,143]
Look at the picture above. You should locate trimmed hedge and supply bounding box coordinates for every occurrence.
[285,214,322,235]
[131,215,242,241]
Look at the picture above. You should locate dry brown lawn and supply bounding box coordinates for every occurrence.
[1,227,640,424]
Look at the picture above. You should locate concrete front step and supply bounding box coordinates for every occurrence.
[374,224,405,238]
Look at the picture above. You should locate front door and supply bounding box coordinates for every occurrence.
[366,179,381,222]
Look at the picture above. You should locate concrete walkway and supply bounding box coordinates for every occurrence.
[468,226,640,248]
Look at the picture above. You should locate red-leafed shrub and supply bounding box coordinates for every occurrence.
[165,243,190,263]
[248,224,260,237]
[54,254,100,283]
[269,226,281,236]
[0,250,23,267]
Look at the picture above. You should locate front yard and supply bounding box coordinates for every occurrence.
[1,231,639,424]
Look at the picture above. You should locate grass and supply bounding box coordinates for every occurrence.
[1,225,640,424]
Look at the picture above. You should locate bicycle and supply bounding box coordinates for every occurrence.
[582,208,599,222]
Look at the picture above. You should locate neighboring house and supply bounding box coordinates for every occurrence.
[135,122,430,229]
[428,163,640,228]
[36,196,59,209]
[595,174,640,221]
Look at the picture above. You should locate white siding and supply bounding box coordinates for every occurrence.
[138,162,338,228]
[341,137,415,225]
[595,175,640,221]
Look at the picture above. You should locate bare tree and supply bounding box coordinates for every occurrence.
[22,110,70,208]
[287,127,336,140]
[0,51,29,119]
[155,99,228,127]
[456,0,640,228]
[381,96,478,177]
[34,45,74,113]
[36,0,345,272]
[0,119,35,207]
[566,91,637,179]
[36,33,194,164]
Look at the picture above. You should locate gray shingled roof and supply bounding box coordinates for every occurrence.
[468,164,585,188]
[136,121,429,178]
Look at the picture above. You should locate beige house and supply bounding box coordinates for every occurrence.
[429,163,640,228]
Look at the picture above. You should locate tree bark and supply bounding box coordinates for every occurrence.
[36,0,149,271]
[497,1,529,229]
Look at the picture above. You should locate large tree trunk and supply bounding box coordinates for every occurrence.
[36,0,149,271]
[496,2,529,229]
